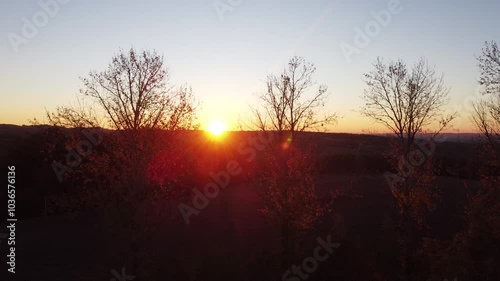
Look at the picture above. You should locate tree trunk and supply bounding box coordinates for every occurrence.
[281,221,291,270]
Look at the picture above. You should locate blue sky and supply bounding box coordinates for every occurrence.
[1,0,499,132]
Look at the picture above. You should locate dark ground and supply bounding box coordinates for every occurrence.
[0,125,483,280]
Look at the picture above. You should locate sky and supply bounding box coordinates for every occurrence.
[0,0,499,133]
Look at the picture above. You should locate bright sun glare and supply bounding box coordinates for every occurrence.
[207,120,227,137]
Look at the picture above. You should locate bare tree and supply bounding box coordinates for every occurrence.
[472,41,500,156]
[250,56,336,270]
[361,57,455,157]
[478,41,500,96]
[40,48,199,275]
[471,100,500,157]
[252,56,337,141]
[361,57,456,278]
[45,48,198,131]
[445,40,500,280]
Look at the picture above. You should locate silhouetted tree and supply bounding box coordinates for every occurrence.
[257,145,324,270]
[361,57,456,279]
[471,41,500,222]
[472,41,500,157]
[46,48,197,131]
[447,40,500,280]
[251,56,337,141]
[362,57,455,157]
[478,41,500,96]
[251,56,335,270]
[39,48,199,276]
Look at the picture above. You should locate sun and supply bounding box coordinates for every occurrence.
[207,120,227,137]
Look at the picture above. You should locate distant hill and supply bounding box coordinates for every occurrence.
[0,124,485,158]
